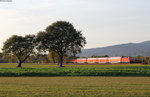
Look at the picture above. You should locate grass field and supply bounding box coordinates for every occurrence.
[0,63,150,76]
[0,77,150,97]
[0,64,150,97]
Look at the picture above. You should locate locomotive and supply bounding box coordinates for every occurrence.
[71,57,133,64]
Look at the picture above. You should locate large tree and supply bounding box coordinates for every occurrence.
[2,35,36,67]
[37,21,86,67]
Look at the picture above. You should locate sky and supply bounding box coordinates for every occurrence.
[0,0,150,51]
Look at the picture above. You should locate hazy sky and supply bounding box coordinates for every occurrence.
[0,0,150,50]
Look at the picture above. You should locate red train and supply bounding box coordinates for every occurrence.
[71,57,133,64]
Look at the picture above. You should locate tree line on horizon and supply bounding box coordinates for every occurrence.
[0,51,150,65]
[1,21,86,67]
[0,52,73,64]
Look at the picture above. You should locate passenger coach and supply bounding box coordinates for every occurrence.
[71,57,133,64]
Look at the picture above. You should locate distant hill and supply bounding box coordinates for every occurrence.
[79,40,150,57]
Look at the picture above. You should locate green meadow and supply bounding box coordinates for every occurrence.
[0,63,150,76]
[0,64,150,97]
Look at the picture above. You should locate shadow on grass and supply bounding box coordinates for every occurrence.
[0,72,150,77]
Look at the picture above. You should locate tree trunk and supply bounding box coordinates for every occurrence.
[17,60,22,67]
[59,55,64,67]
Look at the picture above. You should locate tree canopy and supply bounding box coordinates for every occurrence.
[37,21,86,67]
[2,35,36,67]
